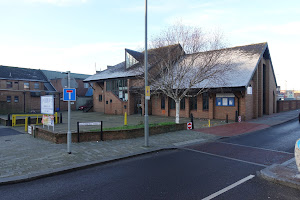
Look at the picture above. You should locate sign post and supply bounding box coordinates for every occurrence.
[41,95,55,131]
[63,72,76,154]
[187,122,193,130]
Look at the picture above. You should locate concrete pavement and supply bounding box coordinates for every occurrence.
[0,109,299,186]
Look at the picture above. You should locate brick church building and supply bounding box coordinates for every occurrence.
[84,42,277,121]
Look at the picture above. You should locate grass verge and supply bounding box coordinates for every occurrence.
[90,122,176,131]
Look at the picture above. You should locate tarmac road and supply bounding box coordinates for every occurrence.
[0,125,23,137]
[1,120,300,199]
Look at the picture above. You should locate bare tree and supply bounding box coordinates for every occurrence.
[135,23,232,123]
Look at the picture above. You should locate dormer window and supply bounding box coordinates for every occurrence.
[125,49,143,69]
[125,50,138,69]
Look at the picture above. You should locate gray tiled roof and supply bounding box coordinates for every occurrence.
[190,42,269,88]
[84,44,182,82]
[0,65,48,82]
[42,70,90,80]
[0,65,57,92]
[84,42,273,89]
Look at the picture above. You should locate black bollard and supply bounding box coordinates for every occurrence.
[190,113,194,129]
[226,114,228,123]
[60,113,63,123]
[7,114,11,126]
[235,111,238,122]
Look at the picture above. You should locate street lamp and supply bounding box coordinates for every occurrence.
[62,71,72,154]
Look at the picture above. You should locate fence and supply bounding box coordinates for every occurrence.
[12,112,58,131]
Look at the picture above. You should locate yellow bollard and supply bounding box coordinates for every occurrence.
[55,112,58,124]
[25,117,28,132]
[124,112,127,126]
[208,119,211,127]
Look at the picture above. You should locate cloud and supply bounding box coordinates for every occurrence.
[232,22,300,36]
[25,0,88,6]
[165,9,229,27]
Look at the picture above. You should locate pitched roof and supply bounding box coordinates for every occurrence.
[190,42,271,88]
[84,42,274,89]
[0,65,48,82]
[0,65,57,92]
[84,44,183,82]
[84,61,142,82]
[42,70,90,80]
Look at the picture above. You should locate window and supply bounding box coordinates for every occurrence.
[125,51,138,69]
[161,96,165,109]
[202,93,209,111]
[106,79,128,101]
[99,95,102,102]
[34,83,39,89]
[170,98,175,109]
[14,96,19,103]
[24,82,29,89]
[84,83,89,88]
[216,97,235,106]
[6,81,12,88]
[189,96,197,110]
[180,97,185,110]
[7,96,11,103]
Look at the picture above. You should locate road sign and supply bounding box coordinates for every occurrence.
[63,88,76,101]
[79,122,102,126]
[145,86,150,100]
[187,122,193,130]
[238,116,242,122]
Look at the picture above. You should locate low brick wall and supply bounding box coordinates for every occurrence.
[34,123,187,144]
[277,100,300,113]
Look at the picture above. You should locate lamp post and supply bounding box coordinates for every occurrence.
[62,71,72,154]
[144,0,149,147]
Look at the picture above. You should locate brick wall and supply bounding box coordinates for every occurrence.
[277,100,300,112]
[34,123,186,143]
[93,82,105,113]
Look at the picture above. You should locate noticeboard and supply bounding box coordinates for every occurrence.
[41,95,54,115]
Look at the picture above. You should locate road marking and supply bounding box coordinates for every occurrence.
[173,139,205,146]
[182,148,267,167]
[218,141,293,155]
[202,175,255,200]
[282,158,295,166]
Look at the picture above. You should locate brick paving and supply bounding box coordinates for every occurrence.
[193,122,270,137]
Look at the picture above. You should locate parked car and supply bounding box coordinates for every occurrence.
[78,105,88,110]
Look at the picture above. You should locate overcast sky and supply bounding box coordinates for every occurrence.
[0,0,299,90]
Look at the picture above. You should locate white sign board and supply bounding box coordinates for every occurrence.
[28,126,32,134]
[79,122,102,126]
[247,87,253,95]
[41,95,54,115]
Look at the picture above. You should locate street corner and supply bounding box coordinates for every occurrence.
[258,164,300,190]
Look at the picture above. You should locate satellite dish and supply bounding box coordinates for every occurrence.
[61,75,78,88]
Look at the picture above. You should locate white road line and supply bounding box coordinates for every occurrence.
[282,158,295,166]
[218,141,293,155]
[182,148,267,167]
[202,175,255,200]
[173,139,205,146]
